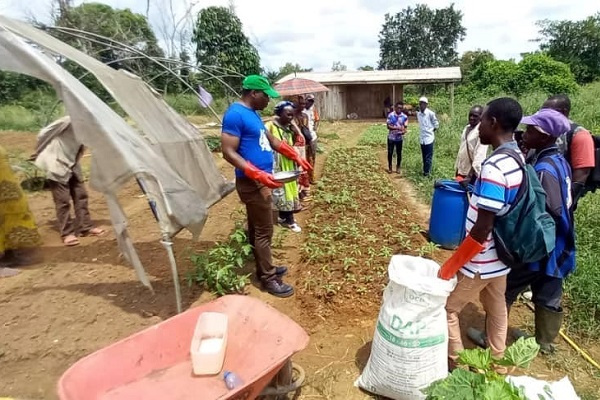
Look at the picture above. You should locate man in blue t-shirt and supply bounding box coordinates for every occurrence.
[221,75,312,298]
[386,101,408,173]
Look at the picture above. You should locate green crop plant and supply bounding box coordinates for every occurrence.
[188,228,252,295]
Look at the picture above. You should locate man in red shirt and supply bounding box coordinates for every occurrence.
[543,94,595,208]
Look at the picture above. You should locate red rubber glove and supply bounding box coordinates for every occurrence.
[244,162,282,189]
[277,141,313,172]
[438,235,485,280]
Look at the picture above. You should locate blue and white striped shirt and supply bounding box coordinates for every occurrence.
[460,141,524,279]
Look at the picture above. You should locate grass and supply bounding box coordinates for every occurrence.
[360,82,600,338]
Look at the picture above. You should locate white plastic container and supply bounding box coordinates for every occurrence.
[190,312,228,375]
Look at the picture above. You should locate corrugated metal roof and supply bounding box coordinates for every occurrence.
[277,67,461,85]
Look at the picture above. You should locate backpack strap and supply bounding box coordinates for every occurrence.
[536,154,576,269]
[492,147,528,207]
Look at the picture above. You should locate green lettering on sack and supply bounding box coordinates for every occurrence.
[377,322,445,348]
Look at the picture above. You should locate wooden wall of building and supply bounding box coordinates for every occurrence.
[315,84,404,120]
[314,85,346,120]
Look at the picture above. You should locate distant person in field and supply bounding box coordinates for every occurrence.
[304,94,320,184]
[386,101,408,173]
[383,96,392,117]
[221,75,312,297]
[266,101,302,233]
[441,97,525,370]
[416,97,439,176]
[34,116,105,247]
[542,94,595,210]
[455,105,488,185]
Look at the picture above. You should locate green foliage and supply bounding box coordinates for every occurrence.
[0,72,51,104]
[537,13,600,84]
[379,4,466,69]
[188,228,253,296]
[265,62,313,82]
[469,53,578,96]
[193,6,260,96]
[204,135,221,152]
[357,65,375,71]
[53,3,174,96]
[459,50,495,82]
[0,91,64,131]
[331,61,347,72]
[357,125,387,147]
[425,338,539,400]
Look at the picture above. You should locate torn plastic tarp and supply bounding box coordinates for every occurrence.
[0,16,234,291]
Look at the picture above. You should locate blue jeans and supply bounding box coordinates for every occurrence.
[420,142,434,176]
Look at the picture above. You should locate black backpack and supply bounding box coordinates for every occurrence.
[562,123,600,193]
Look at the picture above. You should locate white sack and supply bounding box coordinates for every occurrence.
[356,255,457,400]
[507,375,580,400]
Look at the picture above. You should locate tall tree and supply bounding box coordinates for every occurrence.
[378,4,465,70]
[537,13,600,83]
[331,61,347,71]
[52,3,173,96]
[192,6,260,92]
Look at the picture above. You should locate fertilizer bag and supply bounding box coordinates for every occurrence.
[356,255,457,400]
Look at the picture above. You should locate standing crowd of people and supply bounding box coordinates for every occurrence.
[221,75,319,297]
[440,93,595,370]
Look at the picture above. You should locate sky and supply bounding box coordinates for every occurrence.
[1,0,599,72]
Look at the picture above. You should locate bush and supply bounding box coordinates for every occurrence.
[469,53,578,97]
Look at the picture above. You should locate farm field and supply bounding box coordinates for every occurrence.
[1,119,600,400]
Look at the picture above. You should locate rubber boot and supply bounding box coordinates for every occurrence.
[534,306,564,354]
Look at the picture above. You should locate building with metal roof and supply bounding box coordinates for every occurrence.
[277,67,461,119]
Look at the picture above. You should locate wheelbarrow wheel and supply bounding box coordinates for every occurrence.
[259,362,306,399]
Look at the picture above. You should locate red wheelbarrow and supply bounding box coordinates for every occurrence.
[57,295,309,400]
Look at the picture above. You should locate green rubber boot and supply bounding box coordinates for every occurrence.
[534,306,564,354]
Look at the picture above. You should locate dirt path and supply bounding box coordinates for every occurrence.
[1,124,598,400]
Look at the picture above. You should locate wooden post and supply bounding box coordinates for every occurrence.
[392,84,396,102]
[450,82,455,118]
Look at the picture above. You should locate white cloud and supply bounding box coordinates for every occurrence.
[2,0,599,71]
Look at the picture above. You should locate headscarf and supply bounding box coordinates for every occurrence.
[274,101,295,116]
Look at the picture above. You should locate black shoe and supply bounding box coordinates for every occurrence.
[275,266,288,276]
[262,278,294,298]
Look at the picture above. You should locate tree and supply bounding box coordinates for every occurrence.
[192,6,260,93]
[52,3,173,96]
[357,65,375,71]
[459,50,495,81]
[537,13,600,83]
[378,4,465,70]
[468,54,578,96]
[331,61,347,71]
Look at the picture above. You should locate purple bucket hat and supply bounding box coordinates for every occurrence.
[521,108,571,137]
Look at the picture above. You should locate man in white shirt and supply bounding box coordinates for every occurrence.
[416,97,439,176]
[455,105,488,185]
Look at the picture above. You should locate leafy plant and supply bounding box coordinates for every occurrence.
[424,337,540,400]
[187,228,253,295]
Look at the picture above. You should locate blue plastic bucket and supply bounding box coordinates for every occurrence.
[428,180,470,249]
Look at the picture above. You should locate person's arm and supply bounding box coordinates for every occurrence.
[472,142,489,178]
[386,115,397,131]
[266,124,312,172]
[538,168,564,217]
[314,108,320,132]
[432,111,439,131]
[569,129,595,202]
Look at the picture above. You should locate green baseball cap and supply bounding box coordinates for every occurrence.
[242,75,280,98]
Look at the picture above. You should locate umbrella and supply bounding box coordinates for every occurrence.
[274,78,329,97]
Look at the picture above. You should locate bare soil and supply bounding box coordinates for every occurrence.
[1,124,599,400]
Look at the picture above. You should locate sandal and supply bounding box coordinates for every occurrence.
[63,234,80,247]
[83,227,105,237]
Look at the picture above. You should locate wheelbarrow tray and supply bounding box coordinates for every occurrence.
[57,295,309,400]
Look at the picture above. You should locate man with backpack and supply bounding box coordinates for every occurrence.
[504,108,575,354]
[542,94,597,209]
[440,98,526,369]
